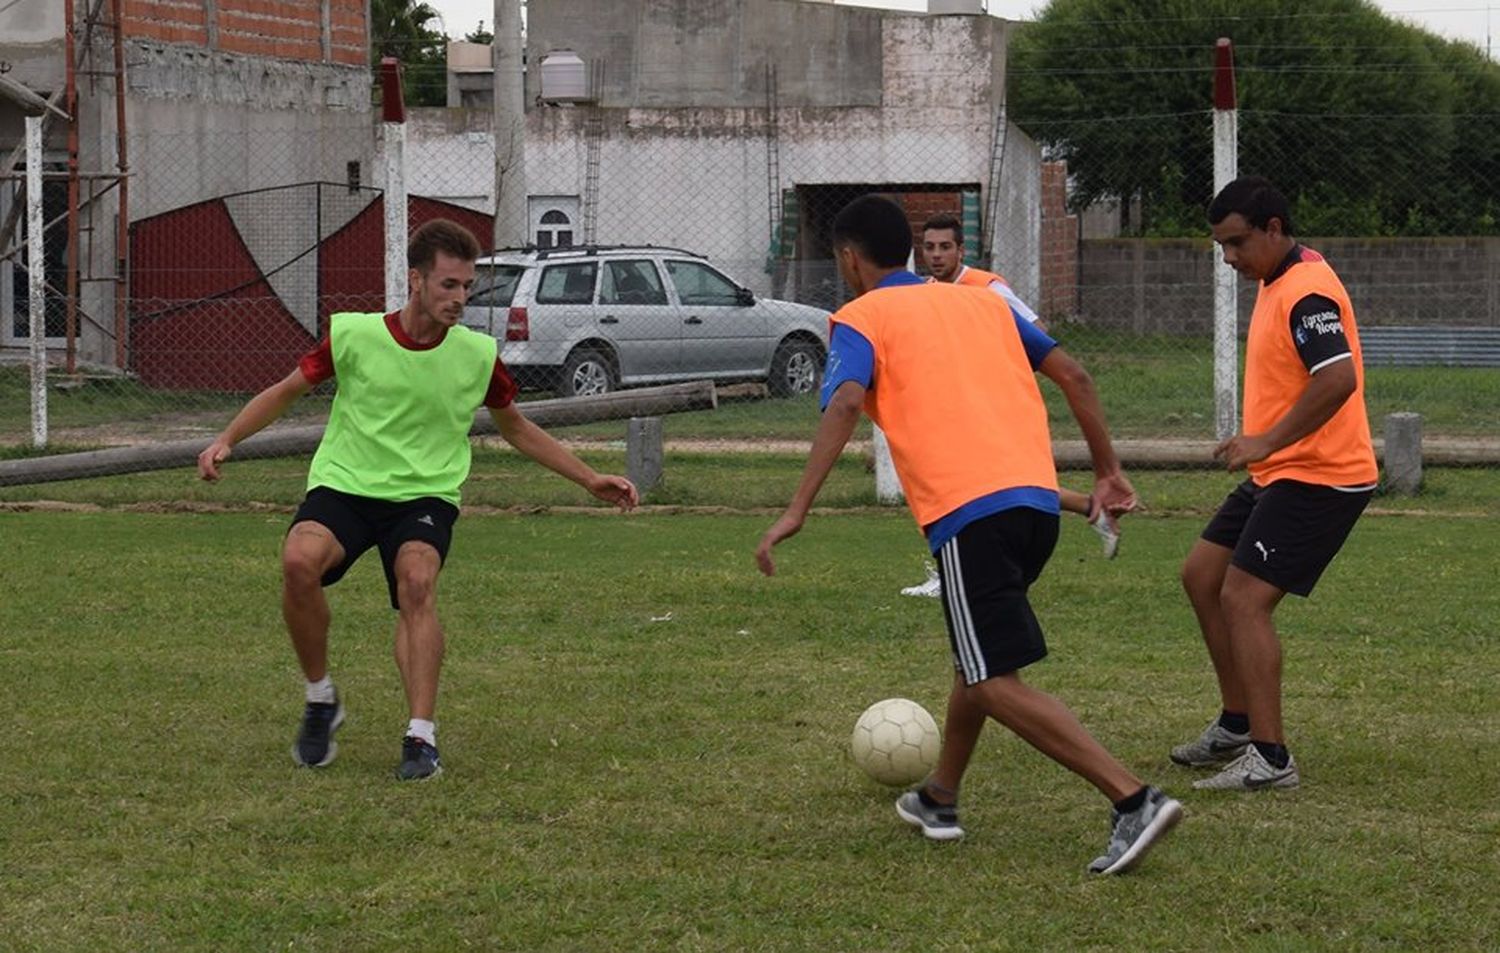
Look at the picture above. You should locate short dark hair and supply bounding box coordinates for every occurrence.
[408,218,482,272]
[1208,176,1295,235]
[831,194,912,269]
[922,213,963,244]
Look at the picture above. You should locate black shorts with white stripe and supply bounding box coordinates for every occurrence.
[935,507,1059,685]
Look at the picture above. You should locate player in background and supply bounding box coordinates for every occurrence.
[1173,177,1377,791]
[897,214,1122,599]
[756,195,1180,875]
[198,219,637,781]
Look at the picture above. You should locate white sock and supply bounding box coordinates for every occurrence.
[305,676,335,704]
[407,718,436,745]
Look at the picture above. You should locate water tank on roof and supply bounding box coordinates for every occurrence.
[540,50,590,103]
[928,0,985,13]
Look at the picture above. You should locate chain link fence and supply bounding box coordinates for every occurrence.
[3,39,1497,495]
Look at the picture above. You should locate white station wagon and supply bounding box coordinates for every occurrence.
[461,245,829,398]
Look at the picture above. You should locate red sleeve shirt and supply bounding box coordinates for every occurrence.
[296,314,518,409]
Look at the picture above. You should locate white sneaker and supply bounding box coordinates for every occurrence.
[900,566,941,598]
[1192,745,1299,791]
[1090,510,1120,559]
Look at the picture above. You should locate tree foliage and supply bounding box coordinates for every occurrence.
[1009,0,1500,235]
[370,0,449,108]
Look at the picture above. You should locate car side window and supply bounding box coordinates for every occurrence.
[536,262,598,304]
[667,260,740,306]
[469,265,525,307]
[600,260,668,306]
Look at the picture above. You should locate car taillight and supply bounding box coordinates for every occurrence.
[505,306,529,341]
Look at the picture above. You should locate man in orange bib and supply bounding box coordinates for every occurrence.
[1174,177,1377,792]
[919,213,1122,564]
[756,195,1181,875]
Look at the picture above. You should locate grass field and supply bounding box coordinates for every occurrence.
[2,473,1497,950]
[4,330,1498,450]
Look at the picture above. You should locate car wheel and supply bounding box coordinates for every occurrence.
[768,339,822,397]
[557,348,616,398]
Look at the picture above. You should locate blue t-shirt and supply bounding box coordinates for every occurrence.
[820,270,1061,552]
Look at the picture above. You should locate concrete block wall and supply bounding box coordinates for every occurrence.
[1077,237,1500,334]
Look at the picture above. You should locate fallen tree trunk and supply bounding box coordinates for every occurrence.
[0,380,717,487]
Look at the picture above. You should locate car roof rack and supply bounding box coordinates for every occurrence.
[486,243,710,262]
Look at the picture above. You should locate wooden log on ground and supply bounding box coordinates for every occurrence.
[0,380,717,487]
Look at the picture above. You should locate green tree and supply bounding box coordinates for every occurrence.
[465,21,494,46]
[1010,0,1498,235]
[371,0,449,108]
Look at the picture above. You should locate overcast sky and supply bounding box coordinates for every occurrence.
[426,1,1495,58]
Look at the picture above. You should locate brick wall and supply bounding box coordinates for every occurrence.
[1077,237,1500,333]
[1038,161,1078,320]
[902,190,962,272]
[122,0,365,66]
[122,0,208,46]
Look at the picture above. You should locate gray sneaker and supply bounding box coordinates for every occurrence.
[1169,720,1251,767]
[1192,745,1299,791]
[895,790,965,841]
[1088,787,1183,875]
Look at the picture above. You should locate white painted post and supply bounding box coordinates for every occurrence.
[492,0,528,247]
[873,426,902,504]
[1212,38,1239,442]
[379,58,408,313]
[873,252,916,506]
[26,114,47,449]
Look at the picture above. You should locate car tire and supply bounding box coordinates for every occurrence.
[768,338,823,398]
[557,348,617,398]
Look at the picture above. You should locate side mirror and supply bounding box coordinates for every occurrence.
[735,287,755,306]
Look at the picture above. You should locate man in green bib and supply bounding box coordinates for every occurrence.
[198,219,638,780]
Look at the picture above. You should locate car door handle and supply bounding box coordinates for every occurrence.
[600,316,618,324]
[684,316,702,325]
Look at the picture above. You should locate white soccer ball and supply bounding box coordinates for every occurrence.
[850,697,941,786]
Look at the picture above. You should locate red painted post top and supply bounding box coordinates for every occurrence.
[380,56,406,123]
[1214,38,1236,111]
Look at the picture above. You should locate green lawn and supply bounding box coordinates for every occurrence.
[3,444,1498,521]
[1,503,1496,951]
[4,330,1497,451]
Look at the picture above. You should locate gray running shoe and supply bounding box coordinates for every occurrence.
[895,790,965,841]
[1088,787,1183,875]
[1192,745,1299,791]
[1169,720,1251,767]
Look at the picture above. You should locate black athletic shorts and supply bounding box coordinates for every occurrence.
[1201,478,1371,597]
[290,486,460,610]
[934,507,1059,685]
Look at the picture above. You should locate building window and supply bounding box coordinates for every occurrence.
[537,209,573,249]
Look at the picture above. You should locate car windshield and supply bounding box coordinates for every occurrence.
[469,265,526,307]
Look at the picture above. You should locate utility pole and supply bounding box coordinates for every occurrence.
[493,0,527,248]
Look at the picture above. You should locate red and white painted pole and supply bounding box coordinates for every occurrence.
[381,57,408,313]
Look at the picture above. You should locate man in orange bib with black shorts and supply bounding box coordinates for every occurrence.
[756,195,1181,875]
[1174,176,1377,791]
